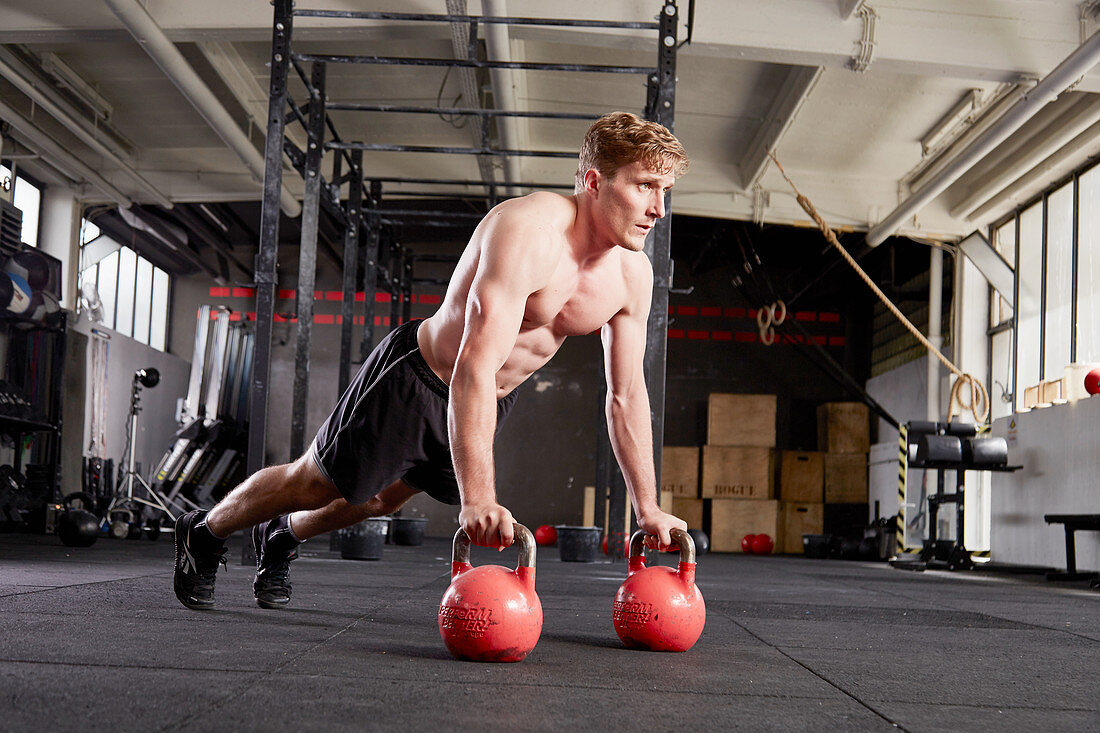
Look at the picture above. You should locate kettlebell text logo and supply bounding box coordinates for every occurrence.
[439,604,494,637]
[612,600,653,628]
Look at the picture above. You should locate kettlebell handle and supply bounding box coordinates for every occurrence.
[627,527,696,564]
[452,522,536,569]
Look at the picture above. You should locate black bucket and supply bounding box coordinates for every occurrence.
[555,525,600,562]
[802,533,831,559]
[340,518,389,560]
[391,517,428,546]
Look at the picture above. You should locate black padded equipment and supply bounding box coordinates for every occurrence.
[916,435,962,464]
[961,437,1008,467]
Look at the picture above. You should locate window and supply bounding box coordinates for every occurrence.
[78,224,171,351]
[0,164,42,246]
[1078,167,1100,362]
[989,221,1015,421]
[1015,204,1042,411]
[1044,184,1073,379]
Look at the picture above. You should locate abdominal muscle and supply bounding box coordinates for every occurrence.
[418,305,568,399]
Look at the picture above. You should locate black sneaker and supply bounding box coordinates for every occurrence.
[173,510,227,610]
[252,515,299,609]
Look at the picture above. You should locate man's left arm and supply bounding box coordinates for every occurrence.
[601,255,687,549]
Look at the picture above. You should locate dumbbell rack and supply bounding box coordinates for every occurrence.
[897,421,1022,571]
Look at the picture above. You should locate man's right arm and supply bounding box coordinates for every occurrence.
[448,198,559,548]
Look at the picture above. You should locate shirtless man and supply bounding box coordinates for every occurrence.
[173,111,690,611]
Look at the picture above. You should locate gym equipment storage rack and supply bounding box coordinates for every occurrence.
[254,2,684,559]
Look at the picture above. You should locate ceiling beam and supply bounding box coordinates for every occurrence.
[196,41,308,152]
[738,64,822,190]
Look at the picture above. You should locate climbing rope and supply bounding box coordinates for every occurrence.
[768,152,989,424]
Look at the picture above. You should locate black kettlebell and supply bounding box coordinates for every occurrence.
[58,509,100,548]
[687,528,710,556]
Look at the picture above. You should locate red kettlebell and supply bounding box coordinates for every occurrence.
[612,528,706,652]
[741,534,756,554]
[534,524,557,546]
[751,533,774,555]
[438,522,542,663]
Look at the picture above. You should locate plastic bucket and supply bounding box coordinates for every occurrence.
[340,518,389,560]
[555,525,600,562]
[391,517,428,546]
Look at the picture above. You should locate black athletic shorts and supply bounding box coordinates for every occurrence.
[311,319,519,505]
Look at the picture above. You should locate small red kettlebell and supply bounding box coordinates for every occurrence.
[612,528,706,652]
[534,524,557,546]
[741,534,756,554]
[751,533,774,555]
[438,522,542,663]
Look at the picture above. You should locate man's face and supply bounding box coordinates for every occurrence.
[589,160,675,252]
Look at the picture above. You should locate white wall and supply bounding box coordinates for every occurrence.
[71,316,189,484]
[990,397,1100,571]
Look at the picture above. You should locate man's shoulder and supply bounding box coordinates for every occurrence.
[492,191,575,225]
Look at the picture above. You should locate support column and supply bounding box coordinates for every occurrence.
[602,0,678,560]
[338,151,363,395]
[358,182,381,361]
[289,60,326,459]
[247,0,293,476]
[38,186,80,310]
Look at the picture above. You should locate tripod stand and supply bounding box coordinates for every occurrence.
[105,369,178,539]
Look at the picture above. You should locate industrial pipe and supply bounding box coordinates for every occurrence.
[0,97,131,207]
[866,30,1100,247]
[103,0,302,218]
[0,47,173,209]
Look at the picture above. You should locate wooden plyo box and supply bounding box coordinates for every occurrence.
[824,453,868,503]
[779,502,824,554]
[701,446,774,499]
[711,499,779,553]
[817,402,870,453]
[707,393,777,447]
[779,451,824,502]
[671,497,705,531]
[661,446,700,498]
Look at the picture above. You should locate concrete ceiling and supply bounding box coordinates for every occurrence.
[2,0,1100,248]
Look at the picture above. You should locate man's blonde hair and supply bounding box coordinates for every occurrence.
[575,111,689,191]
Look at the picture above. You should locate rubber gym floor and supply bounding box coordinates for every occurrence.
[1,530,1098,732]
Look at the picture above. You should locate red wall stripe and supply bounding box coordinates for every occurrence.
[687,330,709,340]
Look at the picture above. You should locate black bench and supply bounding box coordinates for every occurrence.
[1043,514,1100,583]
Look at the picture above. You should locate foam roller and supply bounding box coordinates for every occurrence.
[916,435,962,464]
[962,437,1008,467]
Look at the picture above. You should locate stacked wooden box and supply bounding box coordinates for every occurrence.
[818,402,870,548]
[702,393,777,552]
[773,402,870,553]
[659,445,703,531]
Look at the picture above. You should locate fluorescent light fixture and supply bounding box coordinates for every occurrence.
[40,52,113,120]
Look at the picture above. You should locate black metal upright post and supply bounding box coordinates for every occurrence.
[401,253,413,324]
[359,181,382,360]
[338,150,363,394]
[644,0,678,502]
[604,1,678,560]
[389,241,403,329]
[248,0,293,476]
[290,61,327,459]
